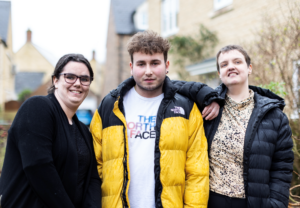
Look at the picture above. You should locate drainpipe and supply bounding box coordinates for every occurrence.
[118,35,124,84]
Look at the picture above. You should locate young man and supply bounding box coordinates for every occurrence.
[178,45,294,208]
[90,31,221,208]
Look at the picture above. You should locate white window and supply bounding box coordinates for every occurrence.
[161,0,179,37]
[134,2,148,31]
[214,0,232,11]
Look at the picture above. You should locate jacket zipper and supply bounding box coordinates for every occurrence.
[116,97,129,208]
[155,98,174,208]
[243,106,275,198]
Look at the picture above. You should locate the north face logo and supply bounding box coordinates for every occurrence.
[171,106,185,115]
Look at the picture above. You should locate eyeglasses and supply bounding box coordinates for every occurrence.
[59,73,93,86]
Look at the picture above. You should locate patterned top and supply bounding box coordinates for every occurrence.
[209,90,255,198]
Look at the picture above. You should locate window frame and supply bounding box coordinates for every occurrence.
[161,0,179,37]
[134,2,149,31]
[213,0,233,11]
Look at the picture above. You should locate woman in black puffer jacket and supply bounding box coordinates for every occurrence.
[175,45,294,208]
[203,84,294,208]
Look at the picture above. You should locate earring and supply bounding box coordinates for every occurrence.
[166,71,169,74]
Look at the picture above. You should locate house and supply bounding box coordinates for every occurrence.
[0,1,15,111]
[144,0,296,88]
[89,50,105,105]
[14,29,57,95]
[102,0,146,98]
[30,50,103,113]
[103,0,297,90]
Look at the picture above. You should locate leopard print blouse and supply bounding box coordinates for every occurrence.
[209,90,255,198]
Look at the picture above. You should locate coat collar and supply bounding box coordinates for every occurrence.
[47,93,86,126]
[215,83,285,111]
[110,76,178,100]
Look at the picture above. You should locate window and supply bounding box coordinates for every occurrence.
[214,0,232,11]
[134,2,148,31]
[161,0,179,37]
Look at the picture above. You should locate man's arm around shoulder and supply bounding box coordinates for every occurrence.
[172,80,224,120]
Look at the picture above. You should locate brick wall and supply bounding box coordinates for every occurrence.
[101,6,132,99]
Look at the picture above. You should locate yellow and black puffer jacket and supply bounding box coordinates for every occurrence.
[90,77,209,208]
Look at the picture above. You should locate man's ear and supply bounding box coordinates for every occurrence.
[165,60,170,70]
[130,62,133,76]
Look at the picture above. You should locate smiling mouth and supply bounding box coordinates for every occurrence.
[228,72,238,77]
[70,90,82,94]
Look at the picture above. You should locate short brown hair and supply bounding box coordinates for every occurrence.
[127,30,170,63]
[216,45,251,72]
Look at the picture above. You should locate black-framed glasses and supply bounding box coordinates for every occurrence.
[59,73,93,86]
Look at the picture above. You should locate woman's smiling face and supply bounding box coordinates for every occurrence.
[54,61,90,110]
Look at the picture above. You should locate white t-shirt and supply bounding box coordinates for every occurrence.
[123,87,164,208]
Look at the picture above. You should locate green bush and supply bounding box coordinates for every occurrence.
[18,89,32,103]
[259,82,287,98]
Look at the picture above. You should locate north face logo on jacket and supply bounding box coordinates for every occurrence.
[171,106,185,115]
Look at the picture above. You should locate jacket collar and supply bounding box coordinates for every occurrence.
[110,76,178,99]
[46,93,87,128]
[215,83,286,110]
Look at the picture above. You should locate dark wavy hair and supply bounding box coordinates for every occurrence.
[48,54,94,94]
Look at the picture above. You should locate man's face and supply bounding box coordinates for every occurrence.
[130,52,169,98]
[218,49,252,87]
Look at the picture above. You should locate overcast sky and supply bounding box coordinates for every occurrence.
[10,0,110,63]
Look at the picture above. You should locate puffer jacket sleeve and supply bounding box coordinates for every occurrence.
[172,80,224,112]
[90,108,104,181]
[269,111,294,208]
[184,103,209,208]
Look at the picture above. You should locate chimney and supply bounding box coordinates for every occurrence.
[92,50,96,60]
[27,29,32,43]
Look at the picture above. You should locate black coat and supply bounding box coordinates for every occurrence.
[0,94,101,208]
[176,83,294,208]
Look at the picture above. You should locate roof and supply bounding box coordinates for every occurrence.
[0,1,11,44]
[111,0,146,34]
[30,79,52,97]
[15,72,45,94]
[186,57,217,75]
[33,43,58,67]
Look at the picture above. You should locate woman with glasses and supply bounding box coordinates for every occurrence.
[0,54,102,208]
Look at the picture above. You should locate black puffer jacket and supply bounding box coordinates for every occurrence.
[176,83,294,208]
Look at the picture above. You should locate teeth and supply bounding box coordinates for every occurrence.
[71,90,81,94]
